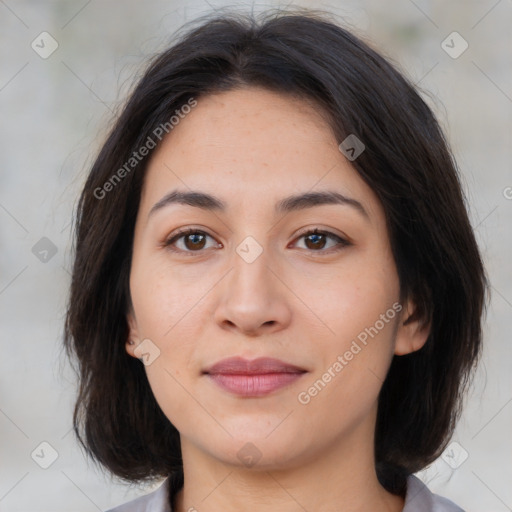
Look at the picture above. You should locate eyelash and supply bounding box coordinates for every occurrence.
[162,227,351,256]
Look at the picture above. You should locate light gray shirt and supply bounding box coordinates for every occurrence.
[105,474,464,511]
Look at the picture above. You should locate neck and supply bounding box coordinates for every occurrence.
[172,414,404,512]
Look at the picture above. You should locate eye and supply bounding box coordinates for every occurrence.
[292,228,350,253]
[163,228,220,255]
[162,227,350,256]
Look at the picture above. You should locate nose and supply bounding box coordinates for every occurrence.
[213,242,292,337]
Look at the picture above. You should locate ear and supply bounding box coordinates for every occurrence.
[394,297,431,356]
[125,309,141,359]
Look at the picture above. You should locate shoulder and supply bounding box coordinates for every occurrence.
[403,474,465,512]
[104,479,172,512]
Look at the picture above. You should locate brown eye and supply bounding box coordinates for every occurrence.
[304,231,328,250]
[164,229,218,254]
[182,232,207,250]
[294,229,350,253]
[163,227,349,256]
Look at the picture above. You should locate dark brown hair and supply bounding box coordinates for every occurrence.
[63,7,489,494]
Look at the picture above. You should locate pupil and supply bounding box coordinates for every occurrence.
[188,233,204,249]
[307,233,324,249]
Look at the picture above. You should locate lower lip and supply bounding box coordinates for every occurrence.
[206,372,305,397]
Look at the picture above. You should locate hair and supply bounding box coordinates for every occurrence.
[63,7,489,495]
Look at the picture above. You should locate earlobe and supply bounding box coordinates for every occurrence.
[125,311,140,358]
[126,338,137,357]
[394,299,431,356]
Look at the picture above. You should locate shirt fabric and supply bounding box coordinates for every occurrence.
[105,473,464,512]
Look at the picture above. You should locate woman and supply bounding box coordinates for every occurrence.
[63,8,488,512]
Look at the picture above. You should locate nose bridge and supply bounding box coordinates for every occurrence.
[229,206,276,283]
[213,230,290,334]
[230,232,275,302]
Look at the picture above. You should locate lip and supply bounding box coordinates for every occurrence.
[204,356,307,375]
[203,357,307,397]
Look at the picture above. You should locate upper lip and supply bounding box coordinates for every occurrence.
[203,357,307,375]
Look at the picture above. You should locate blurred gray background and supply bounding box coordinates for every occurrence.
[0,0,511,510]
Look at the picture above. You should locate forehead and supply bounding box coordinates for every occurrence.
[139,87,381,220]
[152,87,335,165]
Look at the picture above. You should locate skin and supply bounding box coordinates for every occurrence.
[126,87,430,512]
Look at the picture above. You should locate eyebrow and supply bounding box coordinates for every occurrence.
[148,189,369,220]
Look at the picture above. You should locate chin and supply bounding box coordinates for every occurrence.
[202,428,309,470]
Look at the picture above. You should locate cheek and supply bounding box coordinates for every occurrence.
[130,256,209,338]
[140,318,199,432]
[291,248,400,406]
[143,361,192,435]
[296,310,399,434]
[291,249,399,344]
[129,256,212,417]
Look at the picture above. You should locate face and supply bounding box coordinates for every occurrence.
[126,87,428,470]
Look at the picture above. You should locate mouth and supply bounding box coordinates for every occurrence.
[203,356,307,397]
